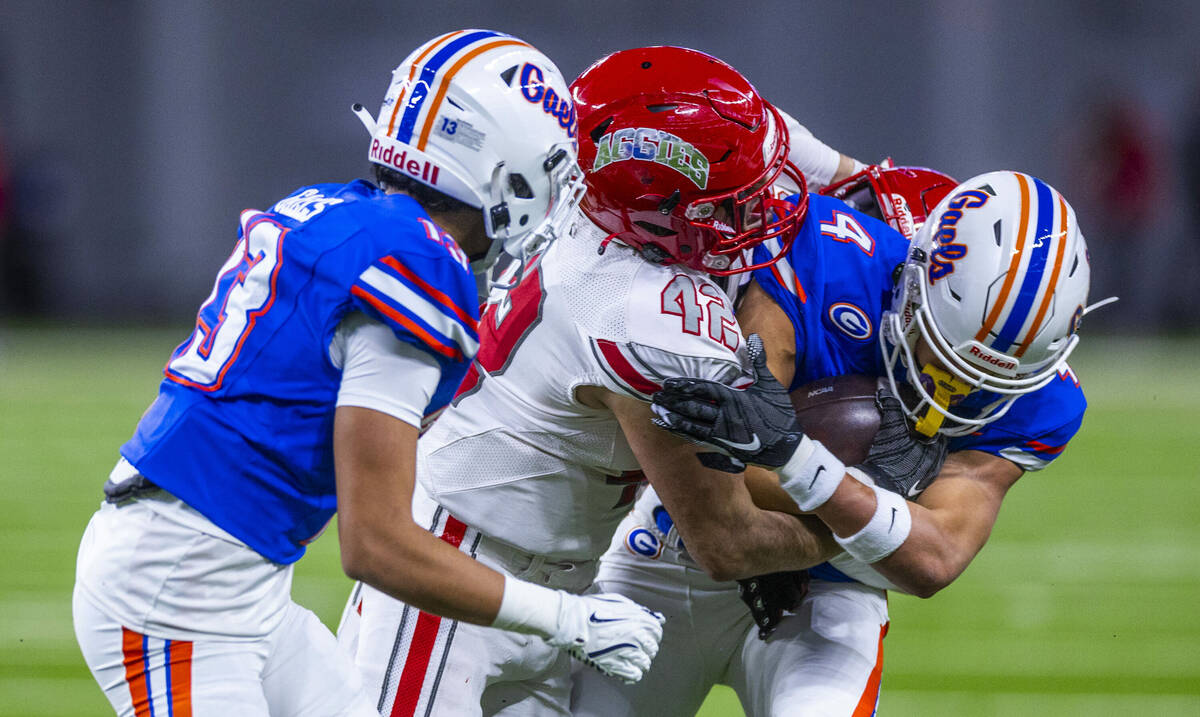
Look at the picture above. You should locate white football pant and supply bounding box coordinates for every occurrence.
[570,509,887,717]
[73,497,377,716]
[336,484,597,716]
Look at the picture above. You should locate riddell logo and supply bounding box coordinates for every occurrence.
[968,345,1017,371]
[887,194,914,238]
[370,140,441,186]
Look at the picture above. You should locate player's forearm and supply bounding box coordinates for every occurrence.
[810,473,987,597]
[684,507,837,581]
[339,519,506,624]
[334,405,506,625]
[864,511,979,597]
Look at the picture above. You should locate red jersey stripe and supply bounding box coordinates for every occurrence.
[381,256,478,332]
[1025,439,1066,456]
[351,285,462,360]
[596,339,662,396]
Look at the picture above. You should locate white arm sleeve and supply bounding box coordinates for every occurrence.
[776,107,844,190]
[329,312,442,429]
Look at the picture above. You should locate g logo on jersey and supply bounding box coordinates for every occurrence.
[828,302,873,340]
[624,527,662,559]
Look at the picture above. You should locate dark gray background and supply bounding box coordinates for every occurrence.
[2,1,1196,331]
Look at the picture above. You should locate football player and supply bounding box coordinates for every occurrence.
[334,46,895,716]
[570,162,955,716]
[70,30,667,717]
[644,170,1102,715]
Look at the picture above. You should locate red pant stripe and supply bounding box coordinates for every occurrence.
[388,515,470,716]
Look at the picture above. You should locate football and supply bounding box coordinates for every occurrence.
[789,374,885,465]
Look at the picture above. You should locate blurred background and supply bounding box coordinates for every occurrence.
[1,1,1198,715]
[2,0,1199,329]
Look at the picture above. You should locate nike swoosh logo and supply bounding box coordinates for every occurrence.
[589,613,622,624]
[808,465,826,490]
[715,435,761,453]
[888,507,897,532]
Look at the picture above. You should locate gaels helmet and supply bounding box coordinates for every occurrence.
[354,29,584,269]
[881,171,1093,435]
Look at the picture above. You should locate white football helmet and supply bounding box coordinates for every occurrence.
[353,29,585,270]
[881,171,1094,435]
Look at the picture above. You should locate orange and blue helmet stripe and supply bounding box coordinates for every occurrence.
[976,174,1069,355]
[388,30,529,150]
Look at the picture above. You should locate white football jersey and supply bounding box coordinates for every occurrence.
[416,208,750,561]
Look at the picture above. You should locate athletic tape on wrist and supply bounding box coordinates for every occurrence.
[777,436,846,512]
[834,481,912,564]
[491,575,563,639]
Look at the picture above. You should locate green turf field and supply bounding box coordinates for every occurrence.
[2,325,1198,716]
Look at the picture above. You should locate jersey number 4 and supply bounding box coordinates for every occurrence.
[820,210,875,255]
[166,211,286,390]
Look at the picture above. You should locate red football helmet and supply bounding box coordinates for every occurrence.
[820,162,957,240]
[571,46,806,276]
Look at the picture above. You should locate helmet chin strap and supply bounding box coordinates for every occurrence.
[470,239,506,277]
[1083,296,1119,315]
[351,103,377,134]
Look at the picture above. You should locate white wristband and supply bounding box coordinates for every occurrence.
[490,575,563,639]
[834,482,912,564]
[776,435,846,512]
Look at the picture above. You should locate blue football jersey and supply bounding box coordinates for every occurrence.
[751,193,1087,583]
[751,193,910,391]
[121,180,479,564]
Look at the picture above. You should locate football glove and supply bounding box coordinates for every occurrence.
[550,592,666,685]
[651,333,804,473]
[738,570,809,640]
[853,386,948,499]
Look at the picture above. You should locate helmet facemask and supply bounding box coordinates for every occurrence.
[680,122,809,276]
[476,143,586,277]
[881,258,1029,438]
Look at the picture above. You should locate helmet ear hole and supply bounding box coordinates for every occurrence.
[509,173,533,199]
[589,117,614,143]
[633,220,676,237]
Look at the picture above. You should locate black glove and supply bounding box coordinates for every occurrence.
[651,334,804,473]
[737,570,810,640]
[853,385,949,498]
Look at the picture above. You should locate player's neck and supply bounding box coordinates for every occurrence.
[385,187,489,258]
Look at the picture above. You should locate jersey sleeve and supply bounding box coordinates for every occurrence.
[349,250,480,367]
[588,339,749,401]
[587,266,750,401]
[950,367,1087,471]
[775,108,843,190]
[330,312,442,429]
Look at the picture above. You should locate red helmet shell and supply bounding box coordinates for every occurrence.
[821,163,957,240]
[571,46,805,275]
